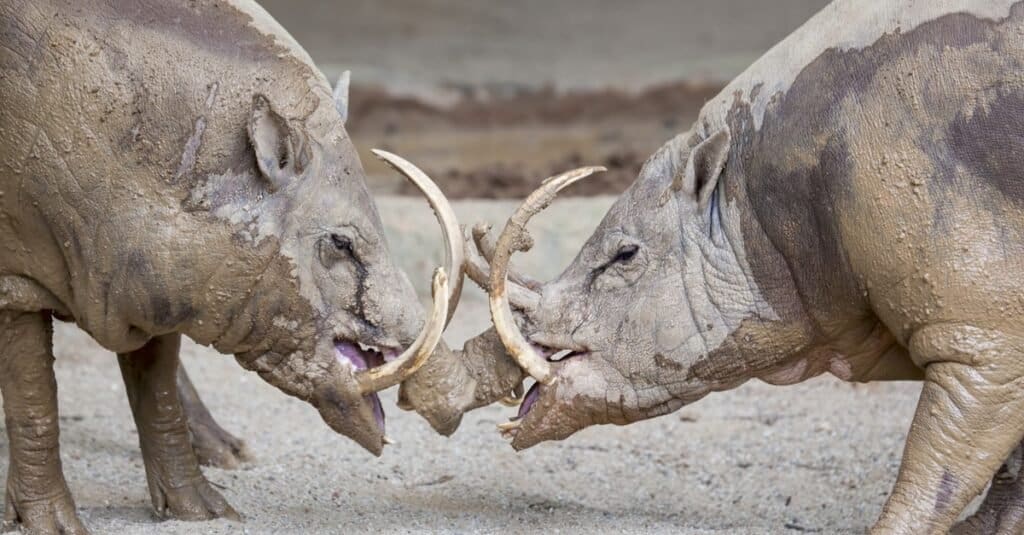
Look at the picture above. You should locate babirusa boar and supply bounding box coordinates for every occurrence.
[472,1,1024,532]
[0,0,465,531]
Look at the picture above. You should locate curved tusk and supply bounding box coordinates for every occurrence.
[499,383,526,407]
[488,166,605,385]
[464,228,540,312]
[472,223,543,291]
[357,268,449,394]
[371,149,465,326]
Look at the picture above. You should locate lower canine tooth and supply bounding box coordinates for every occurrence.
[383,435,396,445]
[496,421,521,432]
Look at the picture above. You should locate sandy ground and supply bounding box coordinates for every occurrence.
[2,197,924,534]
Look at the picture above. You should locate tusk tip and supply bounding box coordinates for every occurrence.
[541,165,607,185]
[554,166,607,193]
[496,421,521,431]
[499,396,522,407]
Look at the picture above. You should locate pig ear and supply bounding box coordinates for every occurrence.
[671,128,731,208]
[333,70,350,124]
[248,94,310,192]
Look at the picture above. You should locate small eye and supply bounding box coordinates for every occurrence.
[331,233,353,253]
[614,244,639,264]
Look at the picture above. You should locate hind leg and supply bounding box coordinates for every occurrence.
[177,365,251,469]
[951,442,1024,534]
[0,311,88,535]
[118,334,239,521]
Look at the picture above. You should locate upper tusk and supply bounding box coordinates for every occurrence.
[371,149,465,326]
[472,223,542,291]
[488,166,605,385]
[356,268,449,394]
[464,228,540,312]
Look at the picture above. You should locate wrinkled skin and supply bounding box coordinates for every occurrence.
[0,0,437,531]
[478,1,1024,533]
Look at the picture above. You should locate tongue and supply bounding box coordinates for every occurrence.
[366,392,385,433]
[336,342,387,433]
[518,382,542,419]
[335,342,368,369]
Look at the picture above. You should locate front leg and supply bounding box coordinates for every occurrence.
[118,334,240,522]
[0,311,87,535]
[951,441,1024,534]
[872,324,1024,534]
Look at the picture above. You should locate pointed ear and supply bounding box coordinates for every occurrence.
[333,70,350,124]
[670,127,731,208]
[248,94,310,192]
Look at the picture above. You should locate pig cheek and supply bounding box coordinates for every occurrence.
[653,291,694,352]
[609,296,662,379]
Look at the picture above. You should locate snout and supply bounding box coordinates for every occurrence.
[504,354,629,450]
[313,378,386,456]
[313,346,389,456]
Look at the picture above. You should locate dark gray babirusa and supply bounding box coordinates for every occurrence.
[0,0,489,531]
[468,1,1024,533]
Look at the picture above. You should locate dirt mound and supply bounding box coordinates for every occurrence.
[348,81,722,198]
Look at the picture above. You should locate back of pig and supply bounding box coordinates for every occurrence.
[0,0,331,321]
[694,0,1024,330]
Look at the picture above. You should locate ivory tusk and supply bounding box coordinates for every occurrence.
[488,166,605,385]
[356,268,449,394]
[371,149,465,326]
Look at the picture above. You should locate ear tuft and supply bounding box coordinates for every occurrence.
[669,128,731,208]
[248,94,309,192]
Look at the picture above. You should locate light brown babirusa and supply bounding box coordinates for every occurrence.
[0,0,468,531]
[462,1,1024,533]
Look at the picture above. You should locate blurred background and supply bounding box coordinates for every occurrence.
[263,0,830,198]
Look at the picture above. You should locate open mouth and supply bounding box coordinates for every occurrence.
[334,340,399,434]
[499,346,587,438]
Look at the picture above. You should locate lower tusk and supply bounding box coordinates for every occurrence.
[356,268,449,394]
[499,395,521,407]
[488,166,605,385]
[383,435,397,445]
[499,383,526,406]
[497,420,521,439]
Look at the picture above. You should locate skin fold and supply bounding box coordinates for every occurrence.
[0,0,462,532]
[466,1,1024,533]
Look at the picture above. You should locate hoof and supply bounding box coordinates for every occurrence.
[4,488,89,535]
[152,478,241,522]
